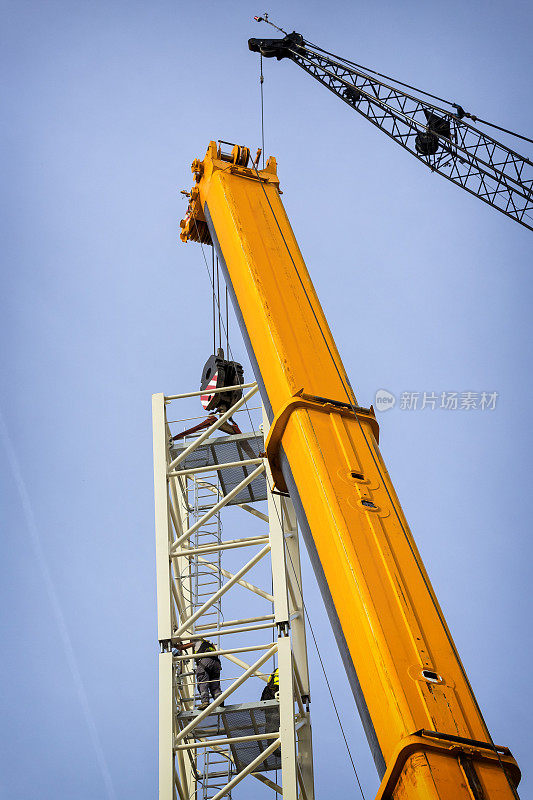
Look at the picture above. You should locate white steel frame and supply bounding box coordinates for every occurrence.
[153,383,315,800]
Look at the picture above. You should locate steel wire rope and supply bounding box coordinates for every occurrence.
[247,161,520,798]
[461,116,533,145]
[211,247,216,355]
[191,217,259,437]
[253,13,287,35]
[254,16,460,111]
[187,219,351,794]
[263,469,367,799]
[189,137,516,787]
[216,255,222,351]
[300,42,452,112]
[252,16,454,115]
[283,44,533,231]
[188,223,271,727]
[285,44,533,229]
[260,46,278,752]
[284,44,533,229]
[189,218,264,723]
[303,38,467,112]
[284,43,533,178]
[225,285,229,359]
[303,38,533,146]
[253,15,533,147]
[260,54,266,169]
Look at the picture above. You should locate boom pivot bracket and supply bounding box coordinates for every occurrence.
[248,31,305,60]
[265,390,379,493]
[375,730,520,800]
[180,140,279,244]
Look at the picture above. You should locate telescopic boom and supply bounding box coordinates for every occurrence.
[180,140,521,799]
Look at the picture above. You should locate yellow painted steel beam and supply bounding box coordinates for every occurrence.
[180,141,520,799]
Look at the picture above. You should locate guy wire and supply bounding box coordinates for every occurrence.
[225,285,229,360]
[260,54,265,169]
[302,38,533,145]
[265,470,366,799]
[191,217,257,435]
[211,246,216,355]
[216,255,221,351]
[248,161,519,798]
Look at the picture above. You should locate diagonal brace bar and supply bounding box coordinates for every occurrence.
[197,556,274,601]
[167,385,259,471]
[173,544,271,636]
[169,464,265,554]
[175,643,278,742]
[210,738,283,800]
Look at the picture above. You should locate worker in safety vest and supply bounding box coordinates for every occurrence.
[260,667,281,749]
[260,667,279,701]
[173,639,223,711]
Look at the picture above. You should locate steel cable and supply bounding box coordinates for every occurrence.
[192,204,366,795]
[264,471,367,799]
[247,160,520,798]
[191,216,258,437]
[294,31,533,145]
[303,38,455,109]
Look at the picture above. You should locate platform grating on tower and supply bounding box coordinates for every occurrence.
[177,701,281,772]
[171,433,267,505]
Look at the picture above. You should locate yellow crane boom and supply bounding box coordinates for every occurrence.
[180,140,520,799]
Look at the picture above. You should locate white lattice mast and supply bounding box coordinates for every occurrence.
[153,383,315,800]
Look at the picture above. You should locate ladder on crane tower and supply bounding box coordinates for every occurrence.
[153,381,315,800]
[174,457,227,799]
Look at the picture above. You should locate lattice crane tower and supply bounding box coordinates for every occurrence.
[153,378,315,800]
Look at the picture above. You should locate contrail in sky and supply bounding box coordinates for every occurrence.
[0,410,117,800]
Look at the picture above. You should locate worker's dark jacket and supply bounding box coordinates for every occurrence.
[261,683,277,701]
[261,670,279,701]
[195,641,222,704]
[196,640,221,669]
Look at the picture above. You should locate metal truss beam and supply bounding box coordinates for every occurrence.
[250,33,533,230]
[173,545,271,637]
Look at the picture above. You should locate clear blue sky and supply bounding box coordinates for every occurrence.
[1,1,532,798]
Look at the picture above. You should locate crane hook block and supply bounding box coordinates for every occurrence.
[200,349,244,414]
